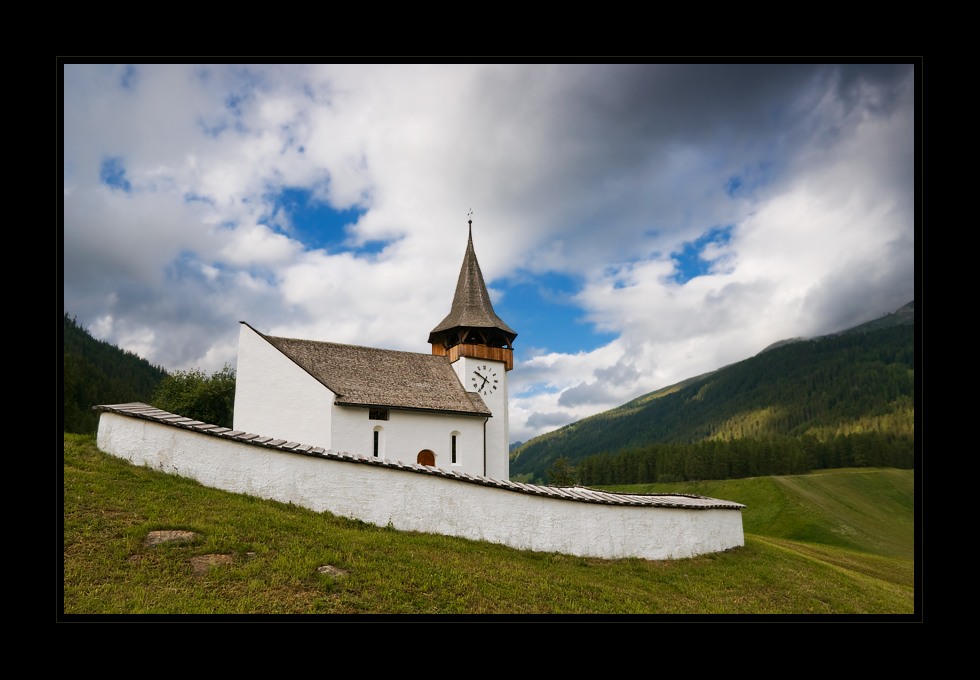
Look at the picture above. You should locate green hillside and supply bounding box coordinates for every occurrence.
[512,324,914,483]
[63,313,168,434]
[599,468,914,561]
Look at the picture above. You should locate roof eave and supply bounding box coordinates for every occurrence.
[335,401,492,417]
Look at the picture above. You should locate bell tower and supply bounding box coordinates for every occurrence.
[430,220,516,479]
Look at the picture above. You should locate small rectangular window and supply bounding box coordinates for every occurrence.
[374,430,379,457]
[452,435,457,464]
[369,409,389,421]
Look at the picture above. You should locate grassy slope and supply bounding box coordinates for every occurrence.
[598,468,915,605]
[598,468,914,560]
[63,435,914,615]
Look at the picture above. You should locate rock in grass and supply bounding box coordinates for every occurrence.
[144,530,196,547]
[317,565,347,579]
[190,554,233,577]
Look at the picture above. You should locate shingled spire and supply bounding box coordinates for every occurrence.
[429,221,517,360]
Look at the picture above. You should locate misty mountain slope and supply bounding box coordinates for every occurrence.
[758,301,915,354]
[511,323,914,481]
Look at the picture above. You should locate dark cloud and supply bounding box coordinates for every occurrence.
[464,64,915,271]
[557,381,614,408]
[801,228,915,335]
[834,64,914,118]
[557,359,640,407]
[525,411,575,429]
[594,360,640,385]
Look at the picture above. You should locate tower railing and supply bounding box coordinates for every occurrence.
[431,343,514,370]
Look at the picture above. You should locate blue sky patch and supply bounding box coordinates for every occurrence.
[495,271,618,357]
[515,382,563,399]
[225,92,246,116]
[120,65,137,90]
[670,226,734,284]
[261,186,368,253]
[725,175,742,196]
[164,251,202,283]
[725,161,777,198]
[100,157,131,192]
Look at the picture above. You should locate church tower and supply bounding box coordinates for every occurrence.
[429,221,516,480]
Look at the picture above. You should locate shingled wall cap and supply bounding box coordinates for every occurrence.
[428,222,517,344]
[92,403,746,510]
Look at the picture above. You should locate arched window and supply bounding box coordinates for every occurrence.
[373,425,385,459]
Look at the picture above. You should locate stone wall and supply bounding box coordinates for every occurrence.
[96,410,744,561]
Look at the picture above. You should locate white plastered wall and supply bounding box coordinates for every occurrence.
[97,412,745,561]
[452,355,508,480]
[332,406,486,475]
[233,323,334,449]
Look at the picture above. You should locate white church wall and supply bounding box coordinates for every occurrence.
[97,412,745,561]
[451,356,508,479]
[331,405,487,475]
[234,323,334,449]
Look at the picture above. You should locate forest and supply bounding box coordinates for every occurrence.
[63,313,169,434]
[63,313,238,432]
[515,324,916,484]
[575,426,913,485]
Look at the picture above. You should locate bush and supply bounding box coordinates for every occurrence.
[151,364,236,428]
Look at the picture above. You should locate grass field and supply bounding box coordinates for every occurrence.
[63,434,915,615]
[598,468,914,560]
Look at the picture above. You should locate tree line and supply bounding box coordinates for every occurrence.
[575,430,914,486]
[512,325,916,482]
[63,313,237,432]
[63,313,168,434]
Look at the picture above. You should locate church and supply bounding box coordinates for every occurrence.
[96,221,746,560]
[232,221,516,480]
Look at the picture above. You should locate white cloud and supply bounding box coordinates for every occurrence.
[63,64,915,442]
[219,224,302,267]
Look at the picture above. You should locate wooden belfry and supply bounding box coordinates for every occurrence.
[428,220,517,370]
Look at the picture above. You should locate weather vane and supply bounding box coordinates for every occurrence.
[468,208,473,226]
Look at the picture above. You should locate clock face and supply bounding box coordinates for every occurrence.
[470,364,499,396]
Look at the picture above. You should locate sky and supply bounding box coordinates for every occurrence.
[63,64,917,445]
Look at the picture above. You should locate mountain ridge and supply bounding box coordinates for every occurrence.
[510,301,915,482]
[758,300,915,355]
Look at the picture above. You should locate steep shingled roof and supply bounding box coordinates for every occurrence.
[245,323,491,416]
[428,223,516,344]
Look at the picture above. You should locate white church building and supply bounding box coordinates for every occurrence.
[94,220,745,561]
[233,221,517,481]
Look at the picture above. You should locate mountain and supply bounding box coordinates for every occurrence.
[758,301,915,354]
[510,305,915,483]
[833,300,914,335]
[757,337,808,354]
[63,313,168,434]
